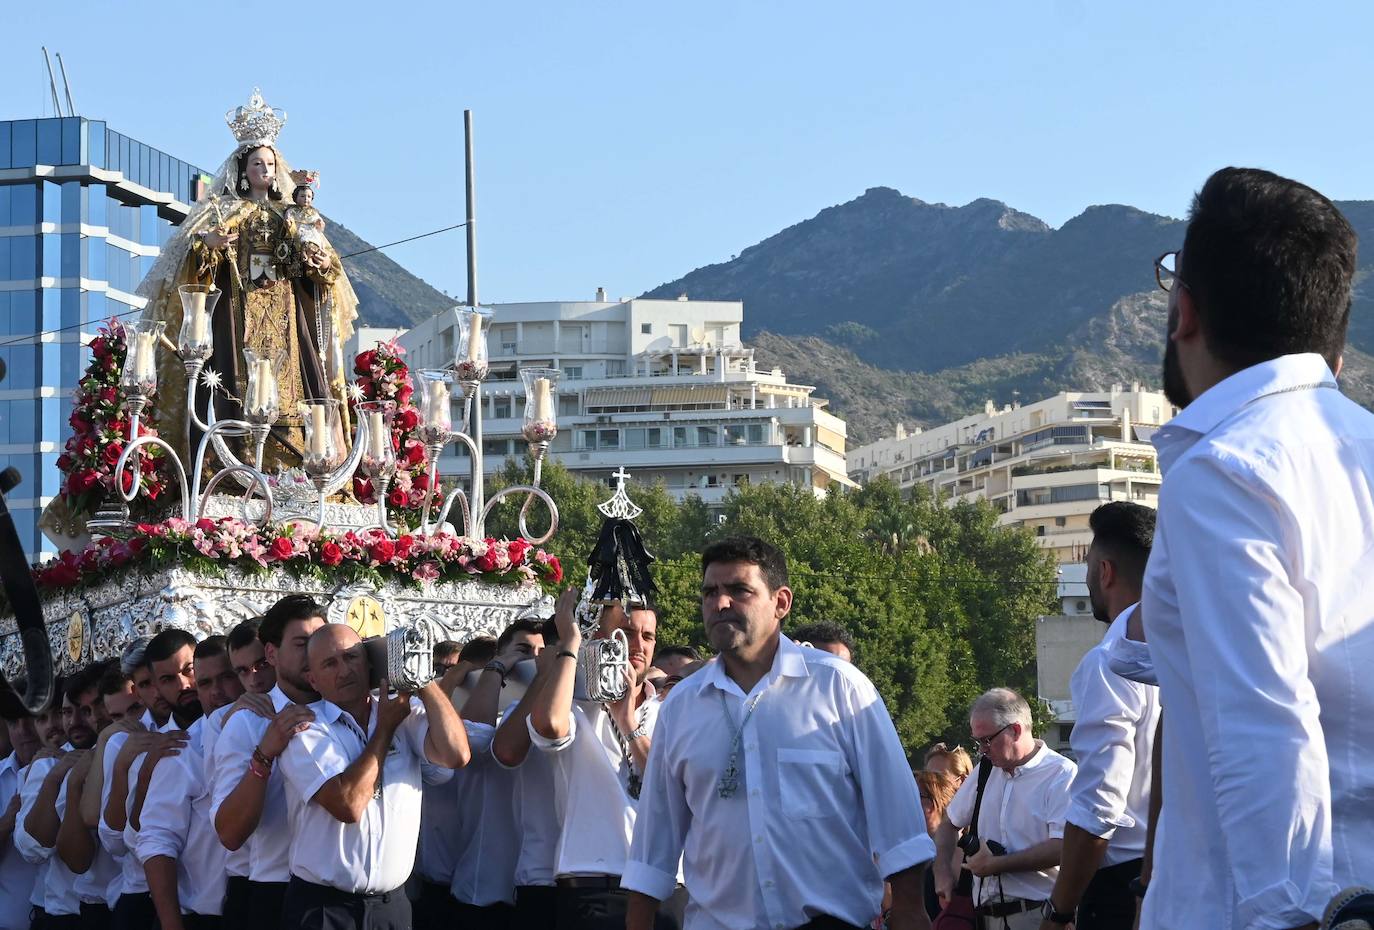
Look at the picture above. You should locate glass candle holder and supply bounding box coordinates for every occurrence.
[120,320,167,395]
[453,306,493,383]
[177,285,220,361]
[242,348,280,423]
[417,369,453,436]
[300,399,343,476]
[520,367,560,444]
[357,400,397,477]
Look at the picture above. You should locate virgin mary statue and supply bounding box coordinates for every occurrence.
[137,88,358,472]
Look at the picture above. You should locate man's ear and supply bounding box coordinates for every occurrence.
[1334,354,1344,378]
[774,585,794,621]
[1173,287,1201,341]
[1098,558,1117,591]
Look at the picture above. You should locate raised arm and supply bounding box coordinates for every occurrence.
[528,588,581,740]
[415,679,470,769]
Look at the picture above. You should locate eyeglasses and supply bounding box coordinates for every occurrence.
[972,723,1013,751]
[1155,250,1187,293]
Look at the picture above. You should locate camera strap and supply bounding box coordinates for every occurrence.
[968,755,994,837]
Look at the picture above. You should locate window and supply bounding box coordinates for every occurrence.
[598,429,619,449]
[1055,516,1067,527]
[696,426,717,447]
[580,429,598,450]
[493,396,512,419]
[562,366,583,380]
[641,323,651,334]
[670,324,688,346]
[1036,525,1046,537]
[558,395,579,416]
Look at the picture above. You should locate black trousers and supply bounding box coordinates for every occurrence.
[1076,858,1142,930]
[514,886,558,929]
[246,880,289,930]
[796,917,864,930]
[553,885,687,930]
[222,876,252,930]
[413,881,455,930]
[183,915,222,930]
[281,876,410,930]
[78,902,111,930]
[43,914,81,930]
[110,893,155,930]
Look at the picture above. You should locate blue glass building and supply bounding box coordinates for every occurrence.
[0,116,207,563]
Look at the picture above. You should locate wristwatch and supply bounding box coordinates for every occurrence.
[1041,900,1075,924]
[483,660,509,684]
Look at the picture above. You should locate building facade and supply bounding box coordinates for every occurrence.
[0,116,205,562]
[848,386,1173,563]
[399,297,852,502]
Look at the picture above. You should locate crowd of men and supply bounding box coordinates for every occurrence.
[0,165,1371,930]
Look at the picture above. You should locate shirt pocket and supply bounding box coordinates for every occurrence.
[777,748,848,819]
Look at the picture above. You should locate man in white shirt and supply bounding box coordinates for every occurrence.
[1141,167,1373,930]
[277,622,470,930]
[0,703,44,929]
[936,689,1076,930]
[212,596,324,930]
[139,634,246,930]
[1038,503,1160,930]
[122,639,173,733]
[530,587,683,930]
[625,536,936,930]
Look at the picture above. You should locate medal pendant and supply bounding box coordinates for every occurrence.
[627,772,642,800]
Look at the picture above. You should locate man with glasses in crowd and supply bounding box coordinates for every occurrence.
[935,689,1075,929]
[1141,169,1374,930]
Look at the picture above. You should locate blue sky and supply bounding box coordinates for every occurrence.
[5,1,1372,306]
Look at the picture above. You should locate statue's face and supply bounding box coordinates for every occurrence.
[245,147,276,192]
[295,187,314,207]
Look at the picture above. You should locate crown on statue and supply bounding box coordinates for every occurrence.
[225,87,287,149]
[289,169,319,189]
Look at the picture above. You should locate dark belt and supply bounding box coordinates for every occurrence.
[286,875,403,903]
[978,897,1043,918]
[556,875,621,890]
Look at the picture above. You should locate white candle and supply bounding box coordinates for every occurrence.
[532,377,553,422]
[466,312,484,362]
[426,380,449,427]
[188,292,208,344]
[134,333,155,381]
[308,406,328,458]
[367,411,386,459]
[249,359,274,411]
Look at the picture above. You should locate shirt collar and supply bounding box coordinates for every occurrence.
[1010,740,1051,777]
[0,753,15,776]
[316,697,375,735]
[1160,353,1335,439]
[1102,602,1138,646]
[702,633,812,698]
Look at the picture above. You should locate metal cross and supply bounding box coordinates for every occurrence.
[597,467,644,520]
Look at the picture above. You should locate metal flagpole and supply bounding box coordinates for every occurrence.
[464,110,484,533]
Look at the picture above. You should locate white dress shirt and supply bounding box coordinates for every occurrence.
[98,729,143,898]
[413,721,493,886]
[0,756,42,929]
[136,720,226,916]
[14,745,81,916]
[623,636,935,930]
[447,726,520,906]
[946,740,1076,905]
[1066,604,1160,865]
[200,702,249,880]
[503,737,559,888]
[279,696,450,894]
[1142,353,1374,930]
[529,683,663,878]
[210,685,303,884]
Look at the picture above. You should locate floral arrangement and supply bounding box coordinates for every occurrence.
[32,516,562,593]
[55,322,170,519]
[349,339,438,524]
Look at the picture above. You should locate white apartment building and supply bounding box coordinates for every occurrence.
[848,385,1173,563]
[398,295,853,503]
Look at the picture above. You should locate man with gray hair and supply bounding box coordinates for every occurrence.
[934,689,1075,929]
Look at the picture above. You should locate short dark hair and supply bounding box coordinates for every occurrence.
[227,618,263,653]
[458,636,498,665]
[791,621,855,653]
[145,629,197,665]
[292,184,313,203]
[259,595,328,647]
[701,536,789,592]
[433,641,462,663]
[96,663,133,698]
[497,619,546,652]
[1183,167,1357,371]
[62,669,93,705]
[1088,502,1156,584]
[653,645,700,665]
[193,635,229,661]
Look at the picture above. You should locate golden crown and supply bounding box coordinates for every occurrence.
[225,88,286,149]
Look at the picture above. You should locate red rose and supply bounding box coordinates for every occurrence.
[108,542,134,568]
[355,376,374,397]
[353,477,374,503]
[546,555,563,583]
[368,539,396,564]
[394,534,415,559]
[397,408,419,432]
[196,518,218,533]
[269,537,294,561]
[388,488,408,508]
[404,443,426,467]
[412,472,430,493]
[354,350,377,376]
[109,418,129,436]
[69,411,91,433]
[474,549,500,573]
[102,442,125,468]
[56,453,72,472]
[120,471,134,494]
[99,386,118,405]
[90,336,108,358]
[508,538,531,564]
[319,541,344,566]
[397,383,414,405]
[41,562,81,587]
[69,469,99,495]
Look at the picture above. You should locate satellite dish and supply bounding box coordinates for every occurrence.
[691,327,705,346]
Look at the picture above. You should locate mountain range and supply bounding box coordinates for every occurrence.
[642,186,1374,444]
